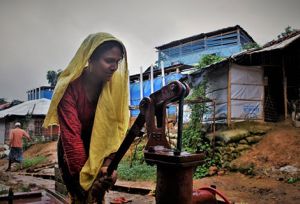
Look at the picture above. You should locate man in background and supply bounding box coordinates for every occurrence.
[6,122,31,171]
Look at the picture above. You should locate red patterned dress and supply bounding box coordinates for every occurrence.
[57,71,97,197]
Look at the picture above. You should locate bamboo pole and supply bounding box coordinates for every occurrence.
[227,64,232,127]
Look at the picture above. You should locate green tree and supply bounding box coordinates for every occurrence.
[277,26,298,39]
[197,54,224,69]
[46,69,62,87]
[242,42,260,50]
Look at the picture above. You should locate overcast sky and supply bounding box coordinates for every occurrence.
[0,0,300,101]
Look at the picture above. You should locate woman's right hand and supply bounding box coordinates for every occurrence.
[90,167,118,202]
[99,167,118,184]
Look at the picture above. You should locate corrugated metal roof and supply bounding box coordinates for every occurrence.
[155,25,255,50]
[231,32,300,60]
[0,98,50,118]
[252,33,300,53]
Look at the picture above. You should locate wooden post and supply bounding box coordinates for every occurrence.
[282,57,288,120]
[140,66,144,100]
[227,64,231,127]
[262,68,265,122]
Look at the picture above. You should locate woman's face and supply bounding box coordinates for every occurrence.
[90,46,123,82]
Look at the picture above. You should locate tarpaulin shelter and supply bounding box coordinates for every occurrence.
[189,31,300,125]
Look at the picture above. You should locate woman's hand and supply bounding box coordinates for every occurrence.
[99,167,118,184]
[90,167,118,202]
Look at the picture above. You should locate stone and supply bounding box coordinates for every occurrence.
[249,125,271,135]
[236,144,251,152]
[246,135,263,144]
[239,139,248,144]
[222,154,229,161]
[279,165,299,174]
[215,129,250,144]
[228,143,238,148]
[222,162,231,168]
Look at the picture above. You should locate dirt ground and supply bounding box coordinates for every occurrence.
[230,123,300,180]
[0,122,299,204]
[23,141,57,163]
[194,172,300,204]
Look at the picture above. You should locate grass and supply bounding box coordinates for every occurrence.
[117,160,156,181]
[19,156,48,169]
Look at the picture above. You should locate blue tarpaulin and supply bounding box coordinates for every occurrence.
[130,73,183,116]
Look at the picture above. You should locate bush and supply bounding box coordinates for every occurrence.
[197,54,224,69]
[182,122,222,179]
[182,55,224,178]
[117,160,156,181]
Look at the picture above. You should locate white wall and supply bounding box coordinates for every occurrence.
[230,64,264,120]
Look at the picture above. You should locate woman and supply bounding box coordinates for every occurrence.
[43,33,129,203]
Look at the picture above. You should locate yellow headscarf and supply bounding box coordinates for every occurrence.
[43,33,129,191]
